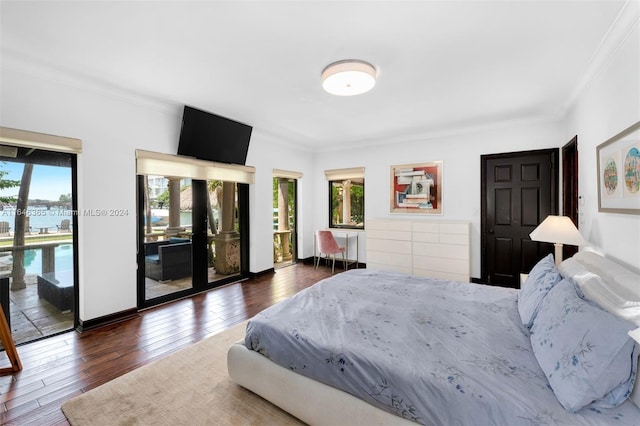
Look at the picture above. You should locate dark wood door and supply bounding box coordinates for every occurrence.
[481,149,558,288]
[562,136,579,260]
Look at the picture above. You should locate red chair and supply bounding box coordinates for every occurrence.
[315,230,346,274]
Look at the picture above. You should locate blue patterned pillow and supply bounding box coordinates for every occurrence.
[518,254,562,328]
[530,279,638,412]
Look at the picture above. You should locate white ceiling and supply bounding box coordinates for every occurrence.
[0,1,628,152]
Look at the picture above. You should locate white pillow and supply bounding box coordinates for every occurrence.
[558,257,596,282]
[572,251,640,303]
[560,253,640,325]
[579,275,640,325]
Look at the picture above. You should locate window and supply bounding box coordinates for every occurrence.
[325,167,364,230]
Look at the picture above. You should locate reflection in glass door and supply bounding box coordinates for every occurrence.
[0,148,77,346]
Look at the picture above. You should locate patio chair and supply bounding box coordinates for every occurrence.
[0,222,10,237]
[57,219,71,233]
[315,230,346,274]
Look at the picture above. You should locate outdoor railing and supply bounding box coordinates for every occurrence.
[0,242,61,274]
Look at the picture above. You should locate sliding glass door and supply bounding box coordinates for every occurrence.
[137,171,249,308]
[0,147,78,345]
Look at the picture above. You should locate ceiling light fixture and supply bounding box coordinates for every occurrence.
[321,60,377,96]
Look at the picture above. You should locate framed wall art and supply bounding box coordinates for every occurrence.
[597,120,640,214]
[390,161,443,214]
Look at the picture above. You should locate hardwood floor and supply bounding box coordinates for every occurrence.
[0,263,334,425]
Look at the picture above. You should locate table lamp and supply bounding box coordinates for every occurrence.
[529,215,588,266]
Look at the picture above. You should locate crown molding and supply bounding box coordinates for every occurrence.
[562,0,639,115]
[1,48,181,118]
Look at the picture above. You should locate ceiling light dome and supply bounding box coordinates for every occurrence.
[321,60,377,96]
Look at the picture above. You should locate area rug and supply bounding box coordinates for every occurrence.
[61,321,303,425]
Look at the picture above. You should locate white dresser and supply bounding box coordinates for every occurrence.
[366,218,471,282]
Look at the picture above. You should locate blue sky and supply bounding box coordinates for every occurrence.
[0,161,71,201]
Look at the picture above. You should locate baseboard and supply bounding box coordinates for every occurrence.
[249,268,275,278]
[77,308,139,332]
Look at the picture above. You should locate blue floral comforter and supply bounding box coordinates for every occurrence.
[245,269,640,425]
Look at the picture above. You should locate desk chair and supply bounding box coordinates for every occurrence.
[315,230,346,274]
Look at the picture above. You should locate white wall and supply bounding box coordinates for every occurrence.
[564,1,640,272]
[312,119,564,279]
[1,67,182,321]
[245,131,314,274]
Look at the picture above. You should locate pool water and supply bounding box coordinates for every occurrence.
[21,244,74,274]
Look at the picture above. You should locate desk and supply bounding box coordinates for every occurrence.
[314,230,359,270]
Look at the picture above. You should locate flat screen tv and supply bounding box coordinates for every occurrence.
[177,106,252,165]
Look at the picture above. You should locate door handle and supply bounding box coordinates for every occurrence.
[488,228,495,234]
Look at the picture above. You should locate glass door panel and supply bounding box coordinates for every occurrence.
[273,177,296,269]
[142,175,193,301]
[205,180,241,284]
[0,148,77,345]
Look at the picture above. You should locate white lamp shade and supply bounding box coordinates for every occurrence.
[321,60,376,96]
[529,215,588,246]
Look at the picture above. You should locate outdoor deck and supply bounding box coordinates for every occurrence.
[0,233,75,346]
[3,273,74,347]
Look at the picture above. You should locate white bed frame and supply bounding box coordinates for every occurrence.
[227,250,640,424]
[227,342,416,425]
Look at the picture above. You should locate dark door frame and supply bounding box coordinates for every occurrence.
[562,136,579,260]
[480,148,559,285]
[0,149,79,336]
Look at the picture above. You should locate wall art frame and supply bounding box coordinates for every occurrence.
[390,161,443,215]
[596,120,640,214]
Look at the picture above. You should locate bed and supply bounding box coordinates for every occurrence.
[228,250,640,425]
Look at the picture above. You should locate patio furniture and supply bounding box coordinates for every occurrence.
[56,219,71,233]
[0,222,10,237]
[37,270,74,312]
[144,238,192,281]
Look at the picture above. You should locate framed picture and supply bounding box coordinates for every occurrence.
[390,161,443,214]
[597,120,640,214]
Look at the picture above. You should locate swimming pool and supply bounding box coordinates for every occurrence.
[21,243,74,274]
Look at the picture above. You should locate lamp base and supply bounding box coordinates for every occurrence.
[554,243,564,267]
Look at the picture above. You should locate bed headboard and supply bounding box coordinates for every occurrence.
[366,218,470,282]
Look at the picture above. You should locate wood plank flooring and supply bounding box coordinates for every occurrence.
[0,263,334,425]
